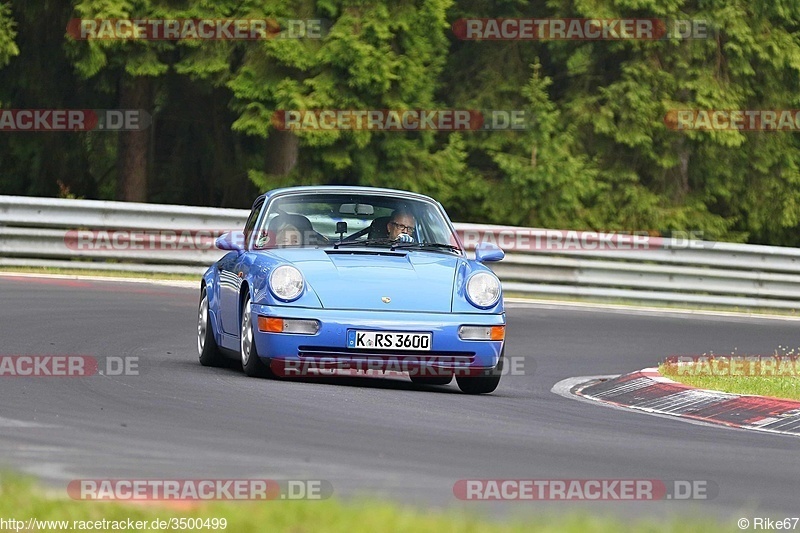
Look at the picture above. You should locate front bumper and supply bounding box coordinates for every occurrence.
[250,304,504,373]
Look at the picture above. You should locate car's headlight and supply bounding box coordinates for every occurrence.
[466,272,501,308]
[269,265,304,301]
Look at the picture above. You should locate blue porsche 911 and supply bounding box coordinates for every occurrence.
[197,186,506,394]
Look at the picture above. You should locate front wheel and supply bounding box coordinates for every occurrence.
[198,287,225,367]
[240,293,274,378]
[456,354,503,395]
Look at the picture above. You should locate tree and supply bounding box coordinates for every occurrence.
[0,2,18,69]
[222,1,474,204]
[68,0,172,202]
[541,0,800,242]
[2,0,800,247]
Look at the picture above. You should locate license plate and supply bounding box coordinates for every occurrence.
[347,331,432,351]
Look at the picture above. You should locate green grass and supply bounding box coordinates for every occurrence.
[0,476,731,533]
[0,266,199,282]
[659,360,800,401]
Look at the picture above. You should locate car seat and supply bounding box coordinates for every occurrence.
[265,214,315,246]
[367,216,391,239]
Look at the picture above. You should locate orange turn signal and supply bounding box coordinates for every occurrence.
[258,316,284,333]
[490,326,506,341]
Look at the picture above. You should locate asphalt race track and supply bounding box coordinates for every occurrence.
[1,275,798,523]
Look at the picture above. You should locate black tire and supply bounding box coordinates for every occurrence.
[456,354,504,395]
[198,287,225,367]
[240,293,274,378]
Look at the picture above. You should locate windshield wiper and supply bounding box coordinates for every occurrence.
[332,238,394,249]
[391,242,462,253]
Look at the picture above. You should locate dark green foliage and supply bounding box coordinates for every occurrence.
[0,0,799,245]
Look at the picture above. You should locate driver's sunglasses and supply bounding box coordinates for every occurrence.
[389,221,415,234]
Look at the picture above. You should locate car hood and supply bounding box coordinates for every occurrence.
[268,248,460,312]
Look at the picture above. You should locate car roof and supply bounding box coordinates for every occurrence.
[251,185,438,209]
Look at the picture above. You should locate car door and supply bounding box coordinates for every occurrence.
[219,198,264,335]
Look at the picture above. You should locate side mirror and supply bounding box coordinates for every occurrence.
[475,241,504,263]
[215,232,245,253]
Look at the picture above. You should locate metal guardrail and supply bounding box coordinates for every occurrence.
[1,195,799,309]
[0,194,247,230]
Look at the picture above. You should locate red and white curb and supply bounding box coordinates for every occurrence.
[552,368,800,438]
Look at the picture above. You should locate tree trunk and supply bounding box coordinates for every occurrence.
[116,76,151,202]
[676,147,690,201]
[264,129,298,177]
[213,93,250,207]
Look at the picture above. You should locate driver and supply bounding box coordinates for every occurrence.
[387,209,416,241]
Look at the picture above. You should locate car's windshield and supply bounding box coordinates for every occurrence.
[253,193,461,252]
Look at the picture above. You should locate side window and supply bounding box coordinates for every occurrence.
[243,199,264,249]
[417,205,455,246]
